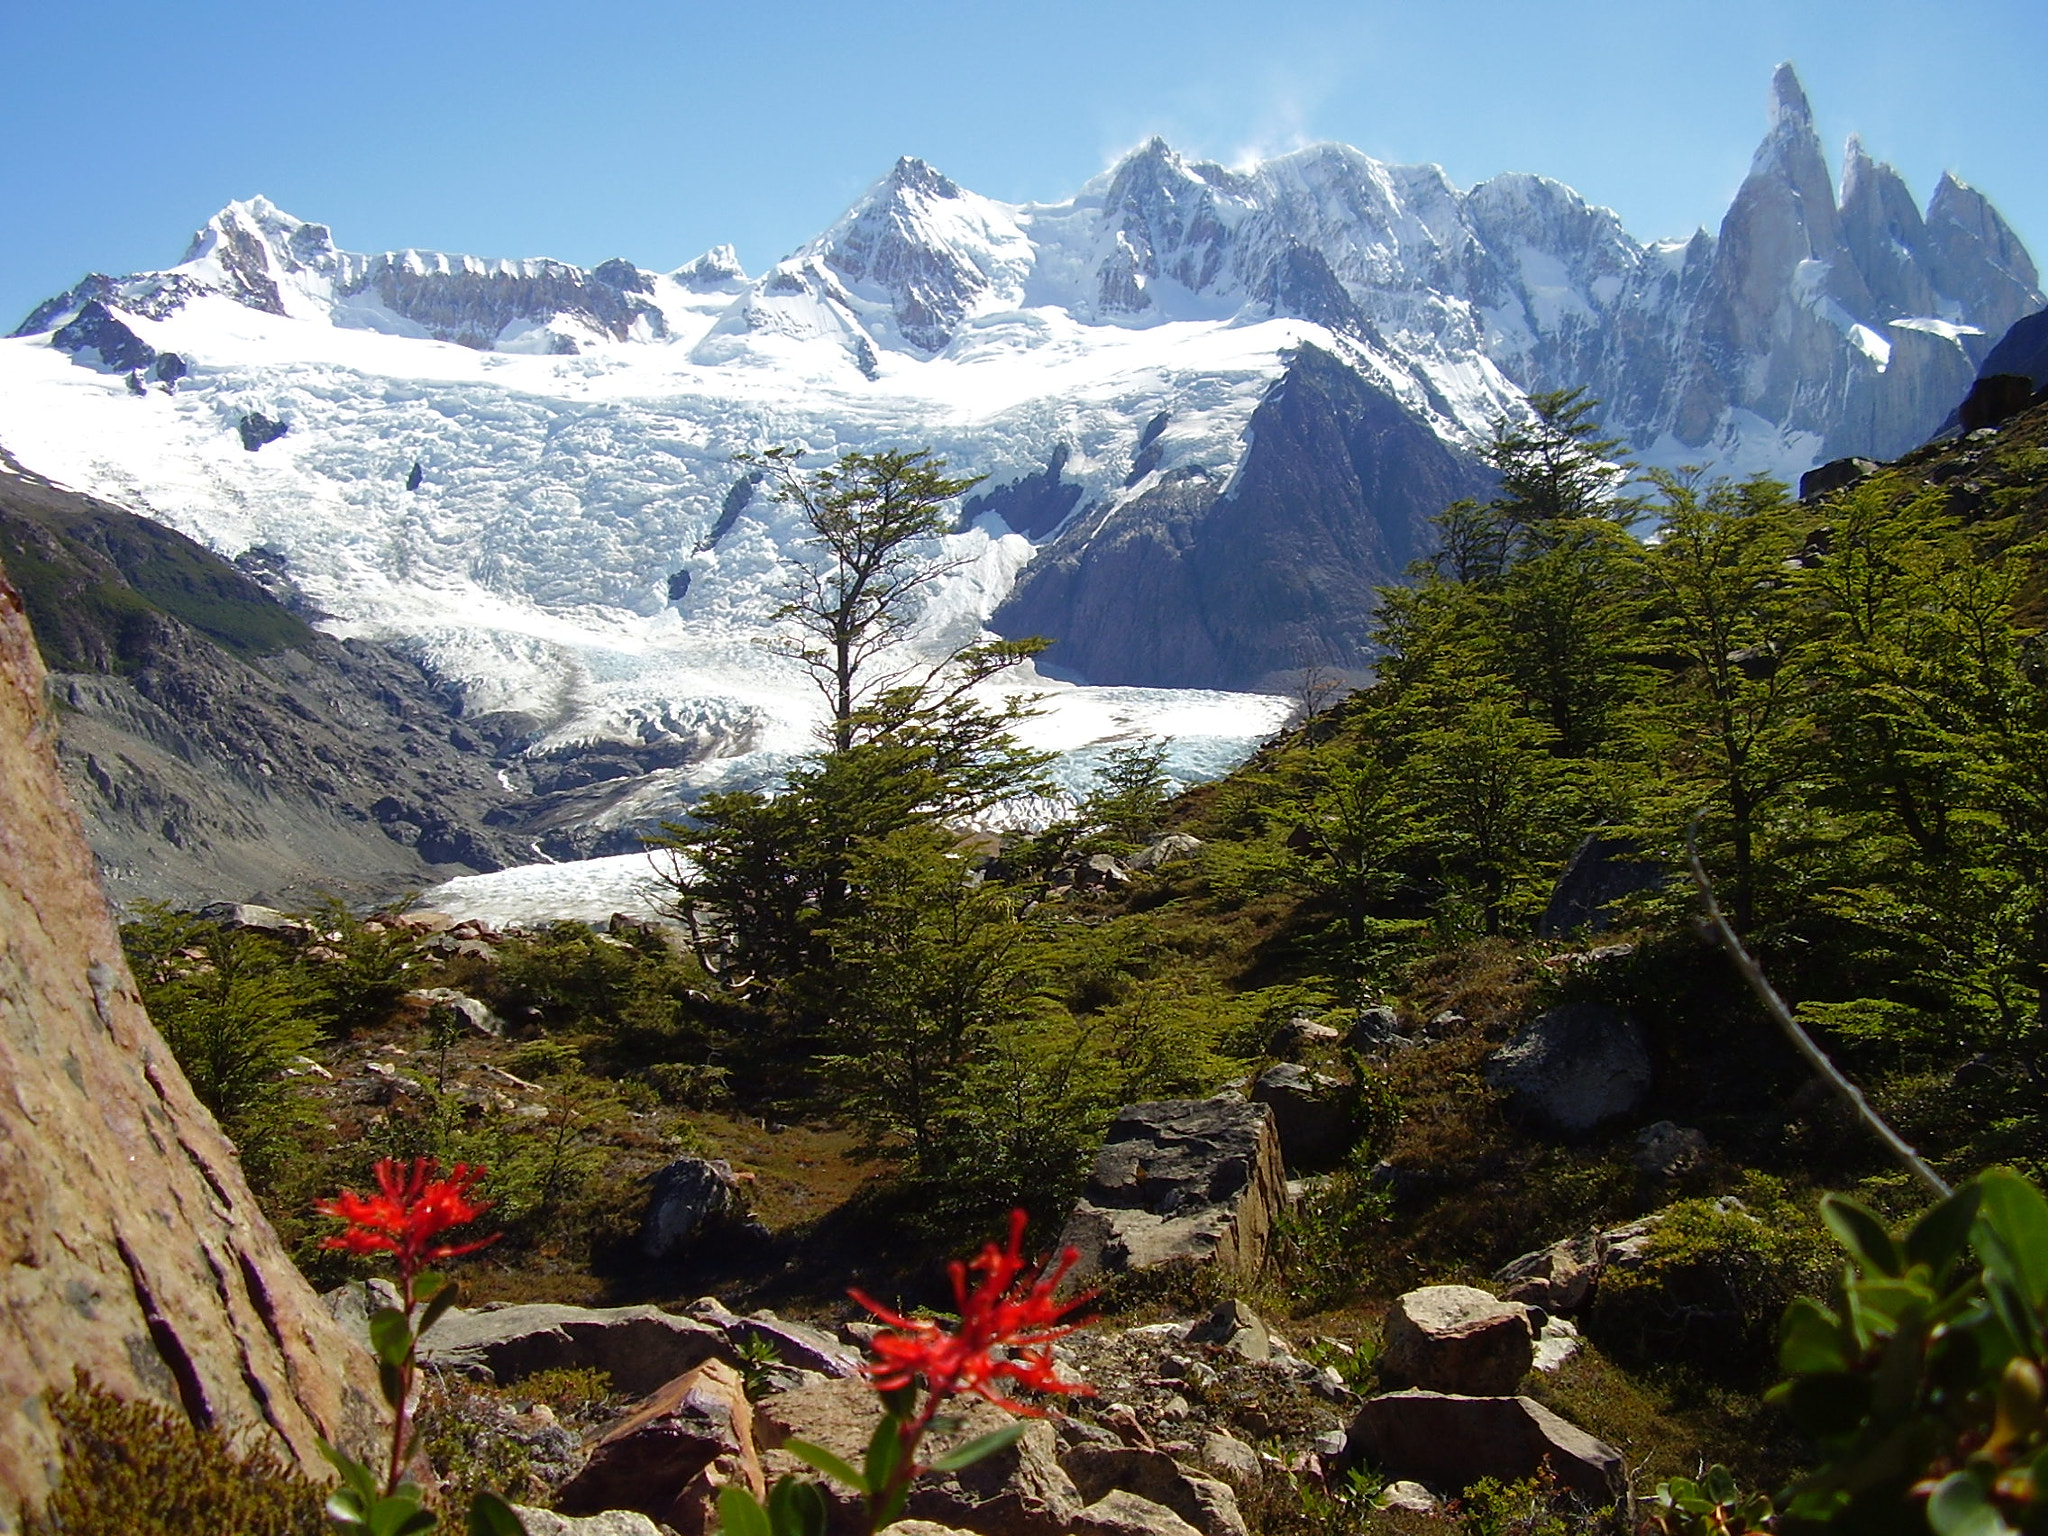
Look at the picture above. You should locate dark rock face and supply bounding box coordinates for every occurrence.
[640,1157,742,1259]
[961,444,1085,539]
[1960,374,2038,433]
[995,346,1494,690]
[1978,307,2048,391]
[0,463,539,906]
[348,253,667,348]
[1248,1064,1357,1169]
[51,298,157,372]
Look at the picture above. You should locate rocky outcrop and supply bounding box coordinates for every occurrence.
[1057,1098,1290,1286]
[640,1157,745,1260]
[1248,1064,1357,1169]
[0,557,383,1527]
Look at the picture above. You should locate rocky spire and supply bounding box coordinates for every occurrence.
[1837,134,1934,315]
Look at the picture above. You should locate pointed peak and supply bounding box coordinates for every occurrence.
[885,156,960,200]
[1769,62,1813,130]
[676,244,746,286]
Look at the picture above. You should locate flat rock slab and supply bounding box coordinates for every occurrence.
[1057,1098,1289,1285]
[418,1300,727,1397]
[1380,1284,1535,1396]
[1345,1391,1626,1504]
[511,1510,666,1536]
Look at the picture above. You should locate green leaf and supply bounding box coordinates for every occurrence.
[767,1475,827,1536]
[927,1423,1028,1473]
[369,1306,414,1369]
[783,1437,864,1491]
[1927,1471,2017,1536]
[318,1437,384,1506]
[1823,1195,1906,1277]
[718,1486,773,1536]
[1976,1170,2048,1310]
[863,1413,906,1500]
[378,1357,407,1414]
[466,1491,527,1536]
[1779,1298,1849,1376]
[327,1489,370,1530]
[419,1275,463,1339]
[1907,1183,1983,1275]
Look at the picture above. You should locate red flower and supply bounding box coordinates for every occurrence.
[851,1209,1093,1417]
[316,1157,497,1281]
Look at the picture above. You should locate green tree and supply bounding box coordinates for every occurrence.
[1076,738,1173,848]
[1641,472,1810,931]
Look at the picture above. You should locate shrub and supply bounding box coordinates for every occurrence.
[24,1374,325,1536]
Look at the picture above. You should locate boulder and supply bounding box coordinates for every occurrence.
[1344,1005,1413,1052]
[1186,1299,1272,1362]
[1493,1232,1611,1314]
[1343,1391,1626,1504]
[1056,1098,1290,1286]
[197,899,310,936]
[554,1358,763,1533]
[1377,1481,1441,1515]
[1797,456,1881,502]
[1379,1286,1536,1396]
[641,1157,744,1259]
[1127,834,1206,871]
[1071,1490,1206,1536]
[1535,836,1665,938]
[755,1375,1083,1536]
[1249,1064,1356,1169]
[1197,1433,1261,1483]
[1531,1316,1582,1375]
[1484,1002,1652,1135]
[1059,1445,1248,1536]
[0,564,382,1525]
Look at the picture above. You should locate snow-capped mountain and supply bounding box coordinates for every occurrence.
[0,65,2035,823]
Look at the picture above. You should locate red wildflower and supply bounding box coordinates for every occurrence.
[316,1157,497,1282]
[850,1209,1094,1417]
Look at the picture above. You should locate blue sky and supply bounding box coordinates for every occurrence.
[2,0,2042,329]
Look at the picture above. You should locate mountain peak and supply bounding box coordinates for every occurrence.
[886,156,960,200]
[1768,62,1813,132]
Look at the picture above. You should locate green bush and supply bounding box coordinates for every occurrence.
[1591,1183,1832,1386]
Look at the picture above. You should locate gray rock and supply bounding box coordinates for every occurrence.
[199,900,309,936]
[1376,1481,1440,1515]
[641,1157,743,1259]
[1344,1391,1626,1504]
[681,1297,862,1378]
[1249,1063,1356,1169]
[1198,1433,1261,1483]
[1484,1002,1651,1135]
[1344,1005,1406,1049]
[1266,1013,1342,1058]
[554,1358,759,1528]
[1798,456,1881,501]
[1379,1285,1536,1396]
[1056,1098,1290,1285]
[1531,1316,1582,1375]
